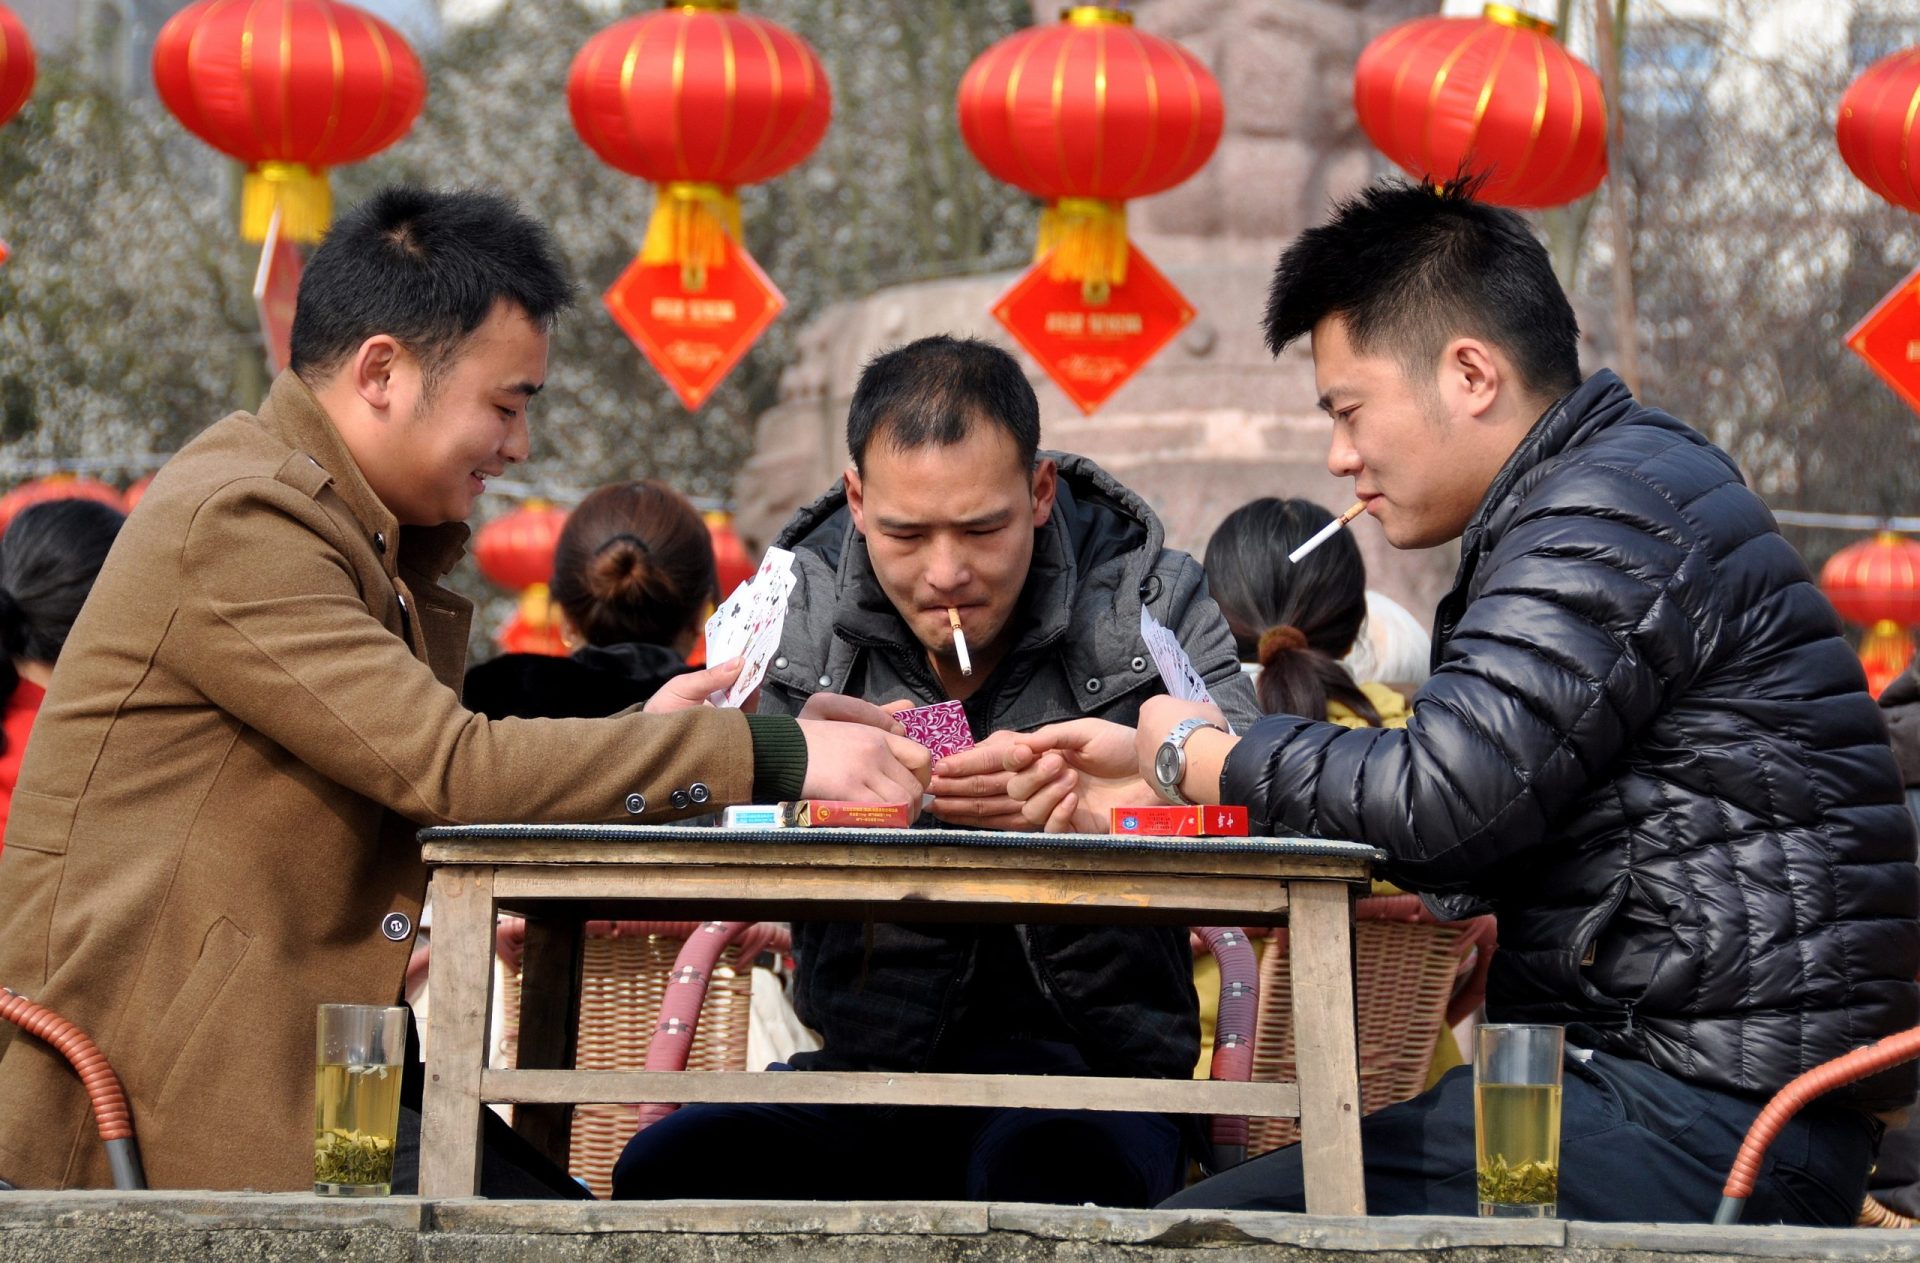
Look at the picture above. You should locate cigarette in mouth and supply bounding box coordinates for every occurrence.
[1287,500,1368,565]
[948,608,972,676]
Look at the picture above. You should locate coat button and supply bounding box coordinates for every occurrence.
[1085,678,1103,694]
[381,912,412,942]
[818,675,832,687]
[373,532,387,555]
[670,789,691,811]
[625,793,647,815]
[1130,656,1148,672]
[774,656,788,670]
[689,783,711,806]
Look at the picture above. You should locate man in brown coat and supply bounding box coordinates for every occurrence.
[0,188,929,1193]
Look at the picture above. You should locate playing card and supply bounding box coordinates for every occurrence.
[705,547,795,708]
[1140,605,1217,708]
[897,700,975,759]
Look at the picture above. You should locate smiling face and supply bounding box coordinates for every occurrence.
[1313,315,1518,550]
[362,300,550,527]
[845,420,1057,668]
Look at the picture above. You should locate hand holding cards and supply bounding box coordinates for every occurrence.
[703,547,797,709]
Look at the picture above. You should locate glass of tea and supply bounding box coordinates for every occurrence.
[314,1004,407,1196]
[1473,1024,1565,1217]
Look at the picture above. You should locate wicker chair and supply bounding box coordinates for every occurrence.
[497,919,790,1199]
[1225,894,1495,1157]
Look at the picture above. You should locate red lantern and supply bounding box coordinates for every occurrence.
[1820,532,1920,696]
[123,473,155,514]
[1837,46,1920,215]
[568,0,830,289]
[152,0,427,243]
[958,5,1223,300]
[1353,4,1607,208]
[0,4,34,132]
[0,474,129,537]
[473,500,569,593]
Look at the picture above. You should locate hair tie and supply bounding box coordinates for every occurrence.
[1257,624,1308,667]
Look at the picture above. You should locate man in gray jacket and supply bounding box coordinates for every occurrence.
[612,334,1258,1206]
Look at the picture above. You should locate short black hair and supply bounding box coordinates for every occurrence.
[290,186,575,389]
[846,335,1040,473]
[1263,176,1582,400]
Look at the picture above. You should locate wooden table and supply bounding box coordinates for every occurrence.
[416,824,1378,1213]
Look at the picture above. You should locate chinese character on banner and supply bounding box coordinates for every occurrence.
[604,233,785,412]
[1847,264,1920,416]
[252,208,303,376]
[992,242,1194,415]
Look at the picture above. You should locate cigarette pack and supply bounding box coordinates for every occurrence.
[721,805,782,829]
[777,800,913,829]
[1109,805,1250,837]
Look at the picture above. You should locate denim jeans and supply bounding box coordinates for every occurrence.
[1163,1049,1877,1225]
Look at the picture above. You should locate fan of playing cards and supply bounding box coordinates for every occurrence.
[704,547,797,708]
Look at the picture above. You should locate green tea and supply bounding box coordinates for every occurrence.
[314,1061,401,1195]
[1475,1081,1561,1214]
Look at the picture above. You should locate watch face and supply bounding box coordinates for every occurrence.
[1154,741,1182,788]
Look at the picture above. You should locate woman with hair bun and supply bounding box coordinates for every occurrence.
[1202,496,1409,731]
[463,481,720,720]
[0,499,126,851]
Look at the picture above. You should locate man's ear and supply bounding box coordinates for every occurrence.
[350,335,405,413]
[1442,337,1502,421]
[1030,457,1058,527]
[844,465,867,535]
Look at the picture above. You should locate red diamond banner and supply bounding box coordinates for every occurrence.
[251,209,302,377]
[991,242,1194,416]
[1847,264,1920,416]
[604,235,785,412]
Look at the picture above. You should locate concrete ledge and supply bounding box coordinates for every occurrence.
[2,1191,1912,1263]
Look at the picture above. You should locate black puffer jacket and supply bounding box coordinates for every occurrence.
[1224,371,1920,1109]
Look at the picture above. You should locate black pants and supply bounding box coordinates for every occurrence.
[612,1042,1186,1205]
[1163,1050,1877,1225]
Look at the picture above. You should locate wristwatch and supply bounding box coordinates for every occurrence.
[1153,717,1225,806]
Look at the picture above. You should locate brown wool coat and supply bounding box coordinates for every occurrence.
[0,372,756,1191]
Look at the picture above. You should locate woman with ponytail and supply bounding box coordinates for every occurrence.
[0,499,126,851]
[463,481,720,720]
[1203,497,1410,730]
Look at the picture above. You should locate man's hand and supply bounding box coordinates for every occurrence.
[799,692,910,734]
[928,730,1028,829]
[1001,726,1151,833]
[796,717,932,816]
[644,658,749,714]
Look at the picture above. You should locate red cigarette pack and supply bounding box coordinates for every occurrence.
[778,800,912,829]
[1109,805,1250,836]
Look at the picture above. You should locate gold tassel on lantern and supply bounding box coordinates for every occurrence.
[1860,618,1915,697]
[1037,197,1128,305]
[641,181,743,291]
[242,162,333,244]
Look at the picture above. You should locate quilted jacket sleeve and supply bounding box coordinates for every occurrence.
[1222,458,1712,891]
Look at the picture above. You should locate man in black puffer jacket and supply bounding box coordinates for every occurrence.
[1008,179,1920,1224]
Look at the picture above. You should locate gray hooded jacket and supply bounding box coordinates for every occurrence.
[760,450,1258,1080]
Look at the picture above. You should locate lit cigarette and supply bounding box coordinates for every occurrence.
[1287,501,1367,565]
[948,608,972,676]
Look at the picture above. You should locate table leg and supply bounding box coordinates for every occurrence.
[1288,879,1366,1215]
[419,865,495,1198]
[510,915,583,1170]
